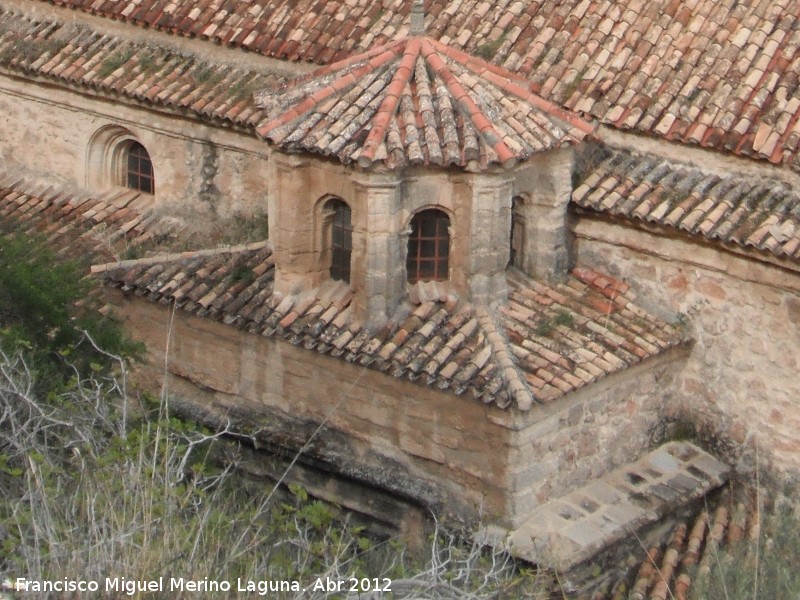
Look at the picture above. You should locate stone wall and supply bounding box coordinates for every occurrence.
[111,292,516,523]
[268,156,515,322]
[574,216,800,480]
[0,74,270,219]
[511,148,575,282]
[268,151,576,324]
[108,290,685,528]
[506,351,686,529]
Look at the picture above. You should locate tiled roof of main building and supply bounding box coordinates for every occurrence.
[1,7,593,172]
[37,0,800,172]
[574,149,800,263]
[93,244,686,411]
[3,5,798,266]
[0,8,280,129]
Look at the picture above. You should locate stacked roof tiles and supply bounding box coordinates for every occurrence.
[38,0,800,172]
[589,485,761,600]
[256,36,594,170]
[0,171,171,261]
[93,245,686,410]
[573,150,800,263]
[0,8,280,129]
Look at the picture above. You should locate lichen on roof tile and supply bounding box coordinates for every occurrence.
[255,35,594,170]
[94,243,685,410]
[573,148,800,263]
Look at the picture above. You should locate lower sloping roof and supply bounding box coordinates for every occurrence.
[0,171,173,262]
[573,149,800,263]
[93,243,686,411]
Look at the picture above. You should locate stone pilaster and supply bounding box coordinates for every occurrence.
[514,147,575,282]
[269,153,317,296]
[351,171,404,328]
[466,172,513,305]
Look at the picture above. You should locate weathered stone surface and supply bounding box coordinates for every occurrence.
[575,217,800,480]
[0,75,270,220]
[114,294,513,521]
[507,355,686,527]
[500,441,729,571]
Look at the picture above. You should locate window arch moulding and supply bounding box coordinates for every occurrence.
[86,125,155,194]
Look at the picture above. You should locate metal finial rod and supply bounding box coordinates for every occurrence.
[410,0,425,36]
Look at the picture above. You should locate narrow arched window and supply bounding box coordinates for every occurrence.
[126,142,154,194]
[407,209,450,283]
[509,196,525,270]
[327,199,352,283]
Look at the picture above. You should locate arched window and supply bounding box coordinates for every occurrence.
[325,198,352,283]
[407,209,450,283]
[509,196,525,270]
[86,126,155,194]
[125,141,154,194]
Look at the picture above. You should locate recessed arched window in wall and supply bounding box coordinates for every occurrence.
[407,209,450,283]
[509,196,526,270]
[125,141,154,194]
[326,198,352,283]
[86,126,155,194]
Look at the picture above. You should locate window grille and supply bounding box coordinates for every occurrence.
[126,142,154,194]
[328,199,352,283]
[407,209,450,283]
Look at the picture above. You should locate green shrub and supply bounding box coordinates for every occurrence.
[97,47,133,78]
[0,234,141,386]
[554,309,575,328]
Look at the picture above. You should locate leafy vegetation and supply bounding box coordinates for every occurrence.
[97,47,134,79]
[553,309,575,328]
[0,234,141,388]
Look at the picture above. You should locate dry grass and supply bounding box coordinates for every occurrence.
[0,345,554,599]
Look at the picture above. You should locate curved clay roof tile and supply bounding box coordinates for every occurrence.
[255,35,595,171]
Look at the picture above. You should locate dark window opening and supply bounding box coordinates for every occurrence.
[126,142,154,194]
[407,209,450,283]
[328,199,352,283]
[509,196,525,269]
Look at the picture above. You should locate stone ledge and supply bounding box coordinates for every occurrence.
[481,441,729,571]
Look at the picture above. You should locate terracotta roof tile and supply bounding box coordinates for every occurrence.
[591,484,761,600]
[94,245,686,410]
[574,149,800,263]
[0,8,280,130]
[256,35,593,170]
[0,170,175,262]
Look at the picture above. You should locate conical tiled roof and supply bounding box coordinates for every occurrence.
[255,36,595,171]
